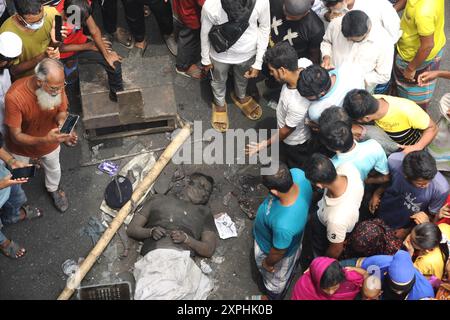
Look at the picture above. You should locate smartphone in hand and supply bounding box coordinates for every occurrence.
[55,15,63,42]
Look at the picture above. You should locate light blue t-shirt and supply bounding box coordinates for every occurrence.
[253,169,313,257]
[331,139,389,181]
[0,163,10,207]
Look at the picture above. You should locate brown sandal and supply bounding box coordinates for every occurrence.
[230,92,262,121]
[211,103,229,133]
[113,27,134,49]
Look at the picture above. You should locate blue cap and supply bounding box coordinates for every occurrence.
[389,250,415,285]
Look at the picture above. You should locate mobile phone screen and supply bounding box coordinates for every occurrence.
[60,114,80,134]
[55,15,63,42]
[11,166,36,180]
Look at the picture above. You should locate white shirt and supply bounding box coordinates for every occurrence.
[0,69,11,136]
[200,0,271,70]
[321,17,394,92]
[352,0,401,45]
[307,62,365,123]
[317,162,364,244]
[277,84,311,146]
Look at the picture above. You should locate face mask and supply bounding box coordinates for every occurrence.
[20,15,45,30]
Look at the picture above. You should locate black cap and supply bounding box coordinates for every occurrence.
[105,175,133,209]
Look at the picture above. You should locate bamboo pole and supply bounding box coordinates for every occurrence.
[57,123,192,300]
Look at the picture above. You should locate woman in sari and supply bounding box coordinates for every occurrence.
[291,257,365,300]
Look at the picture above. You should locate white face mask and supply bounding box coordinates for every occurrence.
[19,14,45,31]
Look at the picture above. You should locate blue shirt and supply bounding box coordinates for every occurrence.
[253,169,313,257]
[378,152,449,229]
[0,163,10,207]
[331,139,389,181]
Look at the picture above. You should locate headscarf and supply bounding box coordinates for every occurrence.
[291,257,364,300]
[344,219,402,258]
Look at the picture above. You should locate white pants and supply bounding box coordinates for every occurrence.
[11,146,61,192]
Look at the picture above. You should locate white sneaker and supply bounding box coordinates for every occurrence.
[163,33,178,56]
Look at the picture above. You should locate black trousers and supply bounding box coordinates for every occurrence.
[311,210,329,257]
[175,21,200,70]
[144,0,174,36]
[99,0,146,42]
[279,140,311,170]
[64,49,124,94]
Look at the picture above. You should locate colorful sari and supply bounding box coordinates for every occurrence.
[291,257,364,300]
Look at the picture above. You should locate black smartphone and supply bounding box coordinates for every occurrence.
[60,114,80,134]
[55,15,63,42]
[11,166,36,180]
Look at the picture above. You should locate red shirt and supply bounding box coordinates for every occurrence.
[55,0,91,59]
[437,194,450,225]
[172,0,205,30]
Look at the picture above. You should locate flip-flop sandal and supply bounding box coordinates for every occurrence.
[1,240,26,259]
[230,92,262,121]
[211,102,229,133]
[22,205,43,220]
[175,66,205,80]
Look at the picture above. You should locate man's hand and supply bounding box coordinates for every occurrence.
[202,64,213,73]
[151,226,167,240]
[403,66,416,82]
[46,47,60,60]
[0,174,28,189]
[262,258,275,273]
[439,203,450,220]
[46,128,71,144]
[321,56,334,70]
[105,51,122,69]
[418,71,440,86]
[244,67,259,79]
[398,144,421,155]
[411,211,430,224]
[245,141,268,157]
[369,193,382,214]
[67,132,78,146]
[170,230,189,244]
[9,160,31,170]
[50,20,68,45]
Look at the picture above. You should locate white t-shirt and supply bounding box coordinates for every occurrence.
[307,63,365,123]
[317,162,364,243]
[277,85,311,146]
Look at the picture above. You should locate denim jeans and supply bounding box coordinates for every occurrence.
[0,184,27,245]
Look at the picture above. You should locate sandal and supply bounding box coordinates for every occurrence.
[130,39,149,58]
[21,205,43,220]
[230,92,262,121]
[1,240,26,259]
[175,64,205,80]
[49,189,69,213]
[211,102,229,133]
[113,27,134,49]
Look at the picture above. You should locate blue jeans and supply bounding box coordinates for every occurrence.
[0,184,27,245]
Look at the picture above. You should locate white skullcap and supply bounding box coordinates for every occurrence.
[0,32,22,58]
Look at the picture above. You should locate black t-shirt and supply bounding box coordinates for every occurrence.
[270,0,325,59]
[140,195,216,256]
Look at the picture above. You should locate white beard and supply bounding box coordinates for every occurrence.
[35,88,62,111]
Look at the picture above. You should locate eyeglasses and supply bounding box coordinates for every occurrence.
[18,11,46,28]
[43,80,67,93]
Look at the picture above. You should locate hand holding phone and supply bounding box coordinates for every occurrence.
[55,15,63,42]
[60,114,80,134]
[11,166,36,180]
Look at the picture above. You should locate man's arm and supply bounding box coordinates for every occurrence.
[55,111,68,128]
[200,6,213,67]
[403,35,434,80]
[251,0,271,71]
[325,242,344,259]
[263,247,288,272]
[394,0,407,12]
[10,53,46,79]
[8,126,57,146]
[365,174,390,185]
[126,203,153,240]
[184,230,216,258]
[413,118,438,150]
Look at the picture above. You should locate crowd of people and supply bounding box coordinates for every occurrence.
[0,0,449,301]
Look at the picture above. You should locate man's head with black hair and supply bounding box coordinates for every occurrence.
[320,121,354,153]
[297,65,332,101]
[264,42,299,84]
[304,153,337,189]
[318,106,353,130]
[262,162,294,197]
[341,10,371,42]
[14,0,44,29]
[63,0,92,25]
[402,151,438,188]
[343,89,380,123]
[185,173,214,205]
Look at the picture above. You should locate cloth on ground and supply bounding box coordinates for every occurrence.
[133,248,213,300]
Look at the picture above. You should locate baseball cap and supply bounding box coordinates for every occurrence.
[0,32,22,58]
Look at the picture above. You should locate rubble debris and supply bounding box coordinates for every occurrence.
[222,192,233,207]
[79,217,106,245]
[200,260,213,274]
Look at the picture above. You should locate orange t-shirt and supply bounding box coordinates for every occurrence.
[4,76,68,158]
